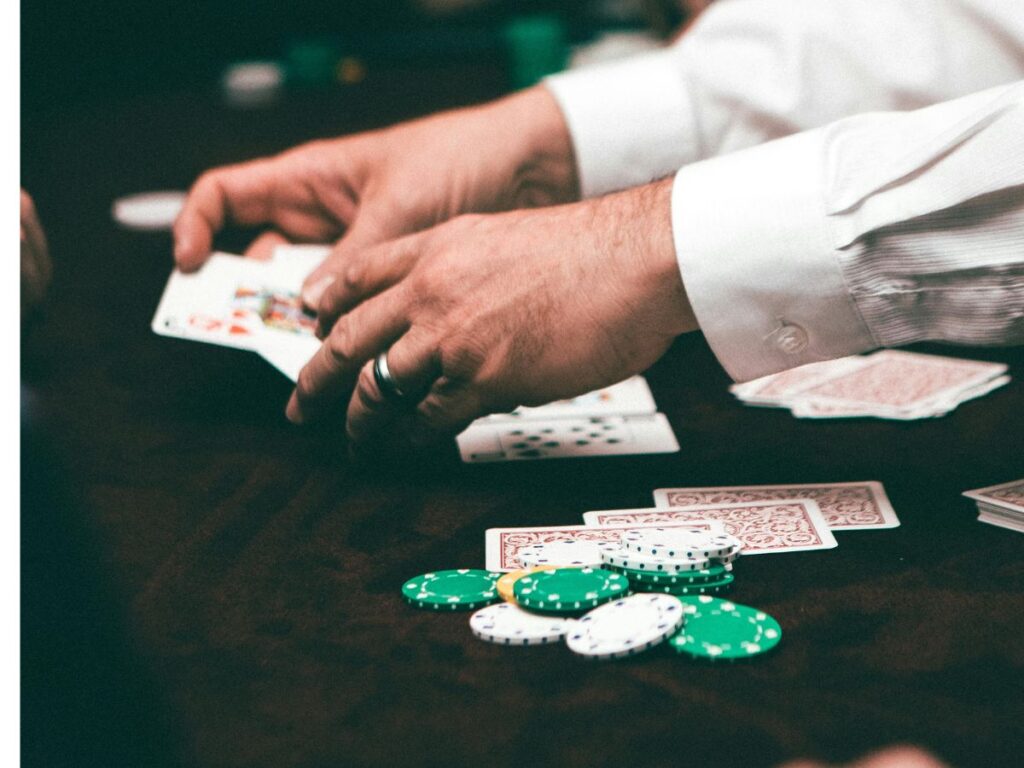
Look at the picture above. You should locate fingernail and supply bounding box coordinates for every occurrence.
[302,275,335,310]
[173,236,190,266]
[285,393,303,424]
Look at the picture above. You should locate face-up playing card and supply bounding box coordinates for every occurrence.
[481,377,657,422]
[581,499,837,554]
[963,479,1024,515]
[151,254,268,350]
[457,412,678,462]
[485,520,727,571]
[652,481,899,530]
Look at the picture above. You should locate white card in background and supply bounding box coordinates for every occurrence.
[581,499,838,554]
[485,520,727,571]
[481,376,657,422]
[457,412,679,463]
[652,481,899,530]
[151,253,268,351]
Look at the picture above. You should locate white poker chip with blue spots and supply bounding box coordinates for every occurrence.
[565,593,686,659]
[469,602,574,646]
[517,539,621,568]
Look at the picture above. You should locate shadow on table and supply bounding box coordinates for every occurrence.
[22,388,184,768]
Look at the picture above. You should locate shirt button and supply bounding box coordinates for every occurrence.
[776,324,808,354]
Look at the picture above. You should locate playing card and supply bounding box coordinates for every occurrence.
[581,499,838,554]
[730,357,865,406]
[977,509,1024,533]
[481,377,657,422]
[651,481,899,529]
[963,479,1024,515]
[485,520,727,571]
[152,253,268,350]
[457,412,678,463]
[783,350,1007,417]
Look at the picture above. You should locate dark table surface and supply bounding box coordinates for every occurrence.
[21,67,1024,768]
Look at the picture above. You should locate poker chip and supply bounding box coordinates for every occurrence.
[496,567,554,603]
[606,561,732,585]
[621,528,743,559]
[111,191,187,231]
[517,539,620,568]
[670,596,782,660]
[469,602,573,646]
[401,569,502,611]
[630,572,734,596]
[600,548,711,573]
[565,594,685,659]
[514,567,628,613]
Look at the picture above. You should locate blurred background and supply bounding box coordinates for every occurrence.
[22,0,704,117]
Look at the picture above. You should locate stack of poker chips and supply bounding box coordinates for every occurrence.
[400,530,780,661]
[599,527,742,596]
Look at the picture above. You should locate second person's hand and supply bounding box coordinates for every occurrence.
[172,86,578,309]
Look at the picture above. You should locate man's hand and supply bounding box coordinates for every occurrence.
[285,179,697,446]
[21,190,52,330]
[173,86,577,309]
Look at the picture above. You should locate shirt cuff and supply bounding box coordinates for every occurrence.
[671,129,877,382]
[544,51,698,198]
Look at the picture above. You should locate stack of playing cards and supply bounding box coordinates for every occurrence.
[963,480,1024,533]
[151,246,327,380]
[455,378,678,463]
[730,350,1010,420]
[485,481,900,570]
[152,247,680,463]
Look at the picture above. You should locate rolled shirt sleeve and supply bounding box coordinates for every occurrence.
[672,82,1024,381]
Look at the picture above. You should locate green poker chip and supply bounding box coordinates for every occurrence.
[401,569,502,611]
[607,562,732,585]
[670,596,781,660]
[630,573,734,596]
[514,567,628,613]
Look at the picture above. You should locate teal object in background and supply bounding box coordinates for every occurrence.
[504,15,568,89]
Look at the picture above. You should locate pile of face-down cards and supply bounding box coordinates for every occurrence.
[963,479,1024,533]
[402,530,782,661]
[730,350,1009,420]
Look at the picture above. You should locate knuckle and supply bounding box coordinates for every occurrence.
[343,261,364,292]
[439,334,488,381]
[326,322,357,367]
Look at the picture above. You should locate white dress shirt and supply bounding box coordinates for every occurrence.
[545,0,1024,381]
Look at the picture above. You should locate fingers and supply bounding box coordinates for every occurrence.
[243,230,291,261]
[286,284,411,424]
[344,328,442,444]
[173,159,279,272]
[300,209,392,310]
[313,234,423,337]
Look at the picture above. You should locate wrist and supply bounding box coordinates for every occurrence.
[608,178,698,336]
[490,86,580,207]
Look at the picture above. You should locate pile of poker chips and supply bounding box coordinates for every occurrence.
[599,527,742,596]
[401,529,781,661]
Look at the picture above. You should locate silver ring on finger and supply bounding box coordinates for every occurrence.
[373,350,410,404]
